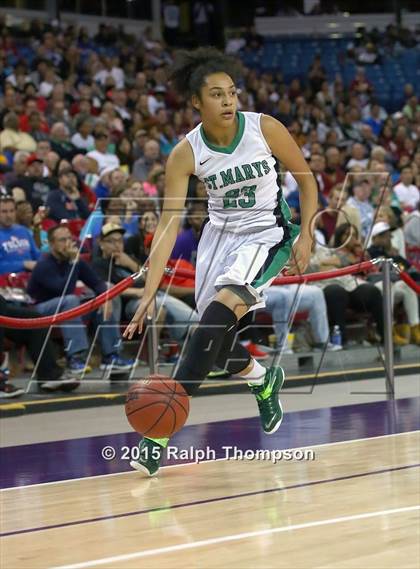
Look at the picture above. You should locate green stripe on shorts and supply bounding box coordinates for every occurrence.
[251,223,300,289]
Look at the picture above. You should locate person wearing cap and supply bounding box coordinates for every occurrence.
[28,224,136,375]
[6,152,57,209]
[26,153,44,177]
[86,128,120,173]
[45,168,90,223]
[93,222,198,349]
[368,221,420,345]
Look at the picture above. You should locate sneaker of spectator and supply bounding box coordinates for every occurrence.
[0,369,24,398]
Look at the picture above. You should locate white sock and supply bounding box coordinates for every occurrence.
[239,359,266,386]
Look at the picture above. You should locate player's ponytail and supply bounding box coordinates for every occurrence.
[169,47,241,99]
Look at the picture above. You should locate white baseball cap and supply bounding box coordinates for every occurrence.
[371,221,390,238]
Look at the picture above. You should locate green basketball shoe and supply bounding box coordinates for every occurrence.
[249,366,285,434]
[130,438,164,477]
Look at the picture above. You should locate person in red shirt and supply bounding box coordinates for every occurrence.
[19,97,49,134]
[321,146,346,196]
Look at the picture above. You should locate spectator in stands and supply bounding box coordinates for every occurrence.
[108,168,128,197]
[15,200,50,250]
[393,166,419,211]
[367,222,419,345]
[94,222,198,347]
[309,242,384,346]
[0,294,80,396]
[171,201,207,265]
[346,143,368,170]
[3,150,30,188]
[404,202,420,247]
[27,225,135,374]
[0,196,40,275]
[346,181,375,240]
[71,114,95,151]
[363,102,385,137]
[49,122,78,161]
[132,129,148,161]
[132,139,161,182]
[87,127,120,172]
[321,146,345,195]
[264,282,342,353]
[93,56,125,90]
[46,168,90,223]
[318,184,361,244]
[0,112,37,153]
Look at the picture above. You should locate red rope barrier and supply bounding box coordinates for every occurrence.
[399,271,420,295]
[0,259,386,329]
[168,260,376,285]
[0,275,135,329]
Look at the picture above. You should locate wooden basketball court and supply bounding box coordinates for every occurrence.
[1,396,419,568]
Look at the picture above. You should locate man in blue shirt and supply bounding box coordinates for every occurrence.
[28,224,135,375]
[46,168,90,223]
[0,196,40,275]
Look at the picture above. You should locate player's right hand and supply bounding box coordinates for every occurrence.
[123,298,154,339]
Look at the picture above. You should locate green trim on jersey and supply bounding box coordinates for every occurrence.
[251,221,300,289]
[200,111,245,154]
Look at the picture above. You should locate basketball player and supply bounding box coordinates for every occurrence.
[124,47,318,476]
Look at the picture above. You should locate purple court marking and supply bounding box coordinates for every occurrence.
[0,397,419,490]
[2,463,418,538]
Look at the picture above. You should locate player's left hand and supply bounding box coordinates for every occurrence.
[286,235,312,276]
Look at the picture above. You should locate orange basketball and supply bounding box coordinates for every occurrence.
[125,374,190,438]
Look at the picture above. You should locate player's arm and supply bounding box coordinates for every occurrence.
[261,114,318,275]
[124,139,194,338]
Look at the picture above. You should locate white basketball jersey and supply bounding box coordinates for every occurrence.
[186,111,290,233]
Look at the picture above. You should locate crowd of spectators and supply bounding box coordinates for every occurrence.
[0,16,419,397]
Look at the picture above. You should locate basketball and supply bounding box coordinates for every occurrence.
[125,374,190,438]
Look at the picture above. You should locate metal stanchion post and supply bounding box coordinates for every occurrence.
[382,259,395,399]
[146,303,159,375]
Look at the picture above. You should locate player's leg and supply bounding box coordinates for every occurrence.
[131,286,251,476]
[132,224,297,475]
[214,322,285,434]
